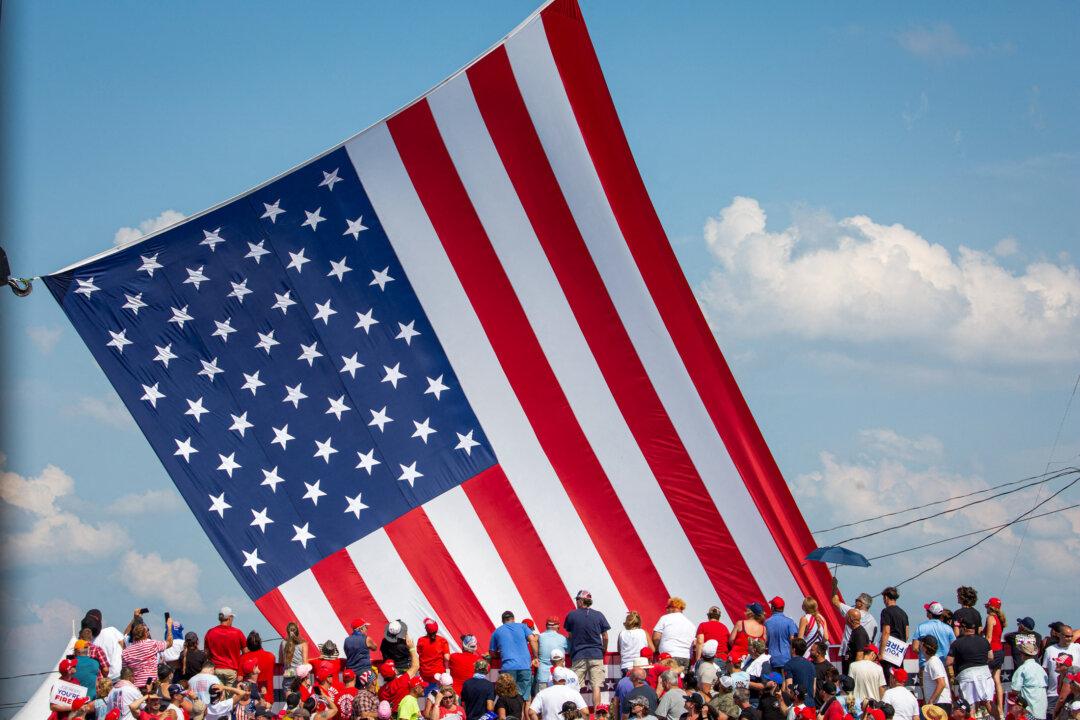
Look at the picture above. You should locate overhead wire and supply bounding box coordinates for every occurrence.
[812,466,1071,535]
[831,466,1080,546]
[890,471,1080,589]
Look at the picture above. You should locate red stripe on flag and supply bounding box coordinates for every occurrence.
[311,549,390,637]
[539,0,837,624]
[467,47,767,616]
[387,99,670,617]
[384,507,496,647]
[461,465,574,625]
[255,588,315,649]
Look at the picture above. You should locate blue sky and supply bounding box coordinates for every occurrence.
[2,0,1079,708]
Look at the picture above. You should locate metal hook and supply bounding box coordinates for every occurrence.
[7,277,32,297]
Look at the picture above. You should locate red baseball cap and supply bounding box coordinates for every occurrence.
[1056,653,1074,666]
[546,616,560,626]
[315,666,332,682]
[867,710,885,720]
[379,660,397,678]
[351,618,368,630]
[1066,672,1080,684]
[864,644,879,655]
[71,698,90,711]
[770,596,785,609]
[893,668,909,684]
[424,618,439,633]
[105,710,121,720]
[523,618,535,630]
[659,652,672,660]
[409,676,425,688]
[640,648,654,658]
[799,707,816,720]
[242,658,260,675]
[59,659,77,674]
[986,597,1002,609]
[343,669,357,682]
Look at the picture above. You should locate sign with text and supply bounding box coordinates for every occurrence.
[881,636,910,666]
[50,680,88,707]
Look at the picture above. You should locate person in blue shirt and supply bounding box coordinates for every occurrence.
[537,617,569,693]
[490,610,538,700]
[911,602,955,668]
[343,618,378,675]
[764,597,799,672]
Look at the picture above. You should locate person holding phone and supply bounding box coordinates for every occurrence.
[122,611,173,687]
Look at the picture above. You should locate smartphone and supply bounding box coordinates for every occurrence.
[164,612,171,622]
[139,608,150,615]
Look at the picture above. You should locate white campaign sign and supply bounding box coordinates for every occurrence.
[49,680,88,707]
[881,636,910,666]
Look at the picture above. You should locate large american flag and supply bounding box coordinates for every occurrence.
[44,0,833,650]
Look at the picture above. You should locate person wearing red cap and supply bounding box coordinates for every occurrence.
[379,642,421,714]
[763,597,798,672]
[345,619,379,678]
[881,668,917,720]
[398,676,426,720]
[983,598,1007,718]
[235,658,270,720]
[50,659,86,719]
[417,619,452,687]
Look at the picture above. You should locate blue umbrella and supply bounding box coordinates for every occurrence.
[806,545,871,567]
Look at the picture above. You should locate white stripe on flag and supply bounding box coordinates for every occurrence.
[345,529,460,652]
[278,570,348,647]
[426,75,719,620]
[422,486,531,623]
[507,18,804,607]
[344,123,627,626]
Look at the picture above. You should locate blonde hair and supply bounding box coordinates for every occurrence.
[667,597,687,612]
[97,678,113,698]
[802,597,818,615]
[624,611,642,630]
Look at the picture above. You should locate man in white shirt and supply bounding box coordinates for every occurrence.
[188,660,220,704]
[849,645,886,707]
[530,667,588,720]
[652,598,696,668]
[918,636,952,710]
[107,668,143,720]
[159,622,186,663]
[95,625,127,681]
[1043,625,1080,713]
[881,669,919,720]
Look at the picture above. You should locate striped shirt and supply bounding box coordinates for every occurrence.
[87,644,111,677]
[122,639,167,686]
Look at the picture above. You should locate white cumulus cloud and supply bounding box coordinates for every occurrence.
[113,209,186,247]
[0,459,130,564]
[897,24,971,60]
[698,196,1080,365]
[119,551,203,612]
[64,393,135,429]
[107,489,180,515]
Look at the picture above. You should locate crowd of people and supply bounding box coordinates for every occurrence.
[45,584,1080,720]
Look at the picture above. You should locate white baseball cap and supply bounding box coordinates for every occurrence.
[553,667,576,683]
[702,639,719,658]
[220,606,234,618]
[550,648,565,661]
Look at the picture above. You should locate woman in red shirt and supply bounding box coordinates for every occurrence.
[447,636,481,695]
[695,607,730,663]
[983,597,1007,719]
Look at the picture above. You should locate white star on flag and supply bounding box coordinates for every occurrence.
[356,449,380,474]
[217,452,241,478]
[283,383,308,409]
[326,395,351,420]
[340,353,364,379]
[184,266,210,290]
[186,397,209,425]
[303,480,327,505]
[138,254,162,276]
[174,437,198,462]
[412,418,437,444]
[369,406,393,432]
[212,319,236,343]
[261,199,285,223]
[201,228,226,251]
[292,522,315,548]
[122,293,147,315]
[242,548,264,573]
[328,257,352,282]
[298,341,323,366]
[272,291,296,314]
[154,344,178,368]
[241,371,265,395]
[255,331,279,354]
[250,507,273,533]
[229,412,254,437]
[319,168,343,190]
[75,278,100,297]
[395,321,421,345]
[271,424,294,450]
[168,305,194,329]
[198,358,224,382]
[228,279,252,303]
[344,493,369,519]
[313,299,337,325]
[107,329,133,353]
[354,309,378,333]
[455,430,480,456]
[344,216,368,240]
[381,363,406,388]
[398,461,423,487]
[261,467,285,493]
[425,375,449,400]
[287,248,310,273]
[313,437,337,463]
[302,208,326,231]
[140,383,165,408]
[208,492,231,517]
[245,241,270,264]
[370,267,394,291]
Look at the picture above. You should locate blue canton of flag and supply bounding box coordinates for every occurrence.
[45,148,496,600]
